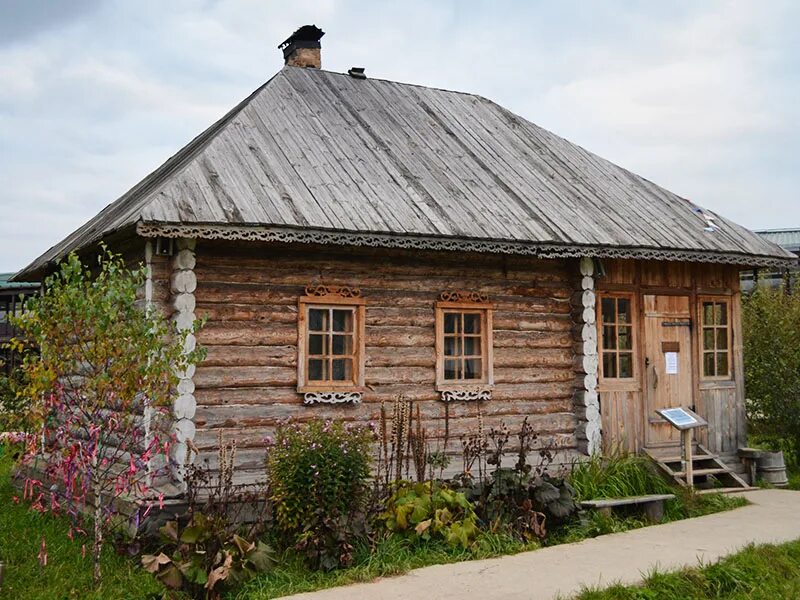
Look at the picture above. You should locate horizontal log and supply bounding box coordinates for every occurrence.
[493,330,573,349]
[203,345,297,368]
[194,258,572,286]
[194,413,575,451]
[193,397,576,430]
[195,380,575,406]
[195,282,573,314]
[194,365,295,388]
[198,323,296,346]
[196,303,573,334]
[199,323,571,349]
[196,303,298,324]
[493,347,573,368]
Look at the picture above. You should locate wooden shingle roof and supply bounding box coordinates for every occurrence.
[16,66,794,279]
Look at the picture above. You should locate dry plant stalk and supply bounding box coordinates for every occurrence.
[410,404,428,482]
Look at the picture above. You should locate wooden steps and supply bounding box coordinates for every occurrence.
[644,444,750,490]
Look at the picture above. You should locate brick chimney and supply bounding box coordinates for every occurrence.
[279,25,325,69]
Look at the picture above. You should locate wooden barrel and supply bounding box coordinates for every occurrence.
[756,451,789,487]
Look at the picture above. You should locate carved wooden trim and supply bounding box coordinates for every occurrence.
[136,223,794,268]
[304,284,362,298]
[303,391,362,405]
[439,388,492,402]
[438,290,489,303]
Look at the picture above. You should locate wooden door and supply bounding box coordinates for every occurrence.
[643,295,694,447]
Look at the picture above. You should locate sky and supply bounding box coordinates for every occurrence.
[1,0,798,273]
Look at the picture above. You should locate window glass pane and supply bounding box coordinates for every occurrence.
[716,302,728,326]
[703,329,714,351]
[444,359,460,380]
[618,353,633,378]
[716,328,728,350]
[601,298,616,323]
[617,326,632,350]
[703,352,715,377]
[309,334,325,355]
[602,325,617,350]
[308,358,326,381]
[702,303,714,326]
[463,358,482,379]
[309,308,327,331]
[603,353,617,378]
[444,336,460,357]
[331,358,352,381]
[716,352,729,376]
[332,334,352,355]
[444,312,459,334]
[332,309,353,332]
[463,313,481,334]
[617,299,631,324]
[463,336,481,356]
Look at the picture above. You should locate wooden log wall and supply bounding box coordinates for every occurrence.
[178,240,583,484]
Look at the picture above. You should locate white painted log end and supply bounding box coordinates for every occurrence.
[170,270,197,294]
[579,257,594,277]
[174,393,197,420]
[176,238,197,251]
[176,378,195,395]
[173,418,196,443]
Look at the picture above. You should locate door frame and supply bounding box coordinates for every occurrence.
[641,293,695,448]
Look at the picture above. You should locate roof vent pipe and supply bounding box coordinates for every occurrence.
[348,67,366,79]
[279,25,324,69]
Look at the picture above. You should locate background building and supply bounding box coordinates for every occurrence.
[741,229,800,291]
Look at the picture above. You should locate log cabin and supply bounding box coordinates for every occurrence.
[14,26,795,488]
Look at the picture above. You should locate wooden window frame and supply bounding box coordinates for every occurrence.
[297,295,366,393]
[698,296,732,381]
[597,293,637,382]
[435,301,494,390]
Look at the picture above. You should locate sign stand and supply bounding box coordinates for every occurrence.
[682,428,693,487]
[656,407,707,489]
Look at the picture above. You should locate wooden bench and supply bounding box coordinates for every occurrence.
[580,493,675,523]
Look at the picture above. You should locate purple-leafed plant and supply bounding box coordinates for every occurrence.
[10,247,205,586]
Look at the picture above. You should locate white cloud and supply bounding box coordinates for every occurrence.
[0,0,798,272]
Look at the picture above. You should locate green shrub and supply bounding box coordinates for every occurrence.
[743,281,800,464]
[464,468,578,540]
[0,369,31,433]
[267,419,374,570]
[569,453,671,501]
[142,514,275,597]
[380,481,479,549]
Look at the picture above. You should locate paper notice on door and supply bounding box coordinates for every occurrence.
[665,352,678,374]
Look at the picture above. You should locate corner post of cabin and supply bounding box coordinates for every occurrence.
[573,257,601,454]
[170,237,198,485]
[141,239,156,483]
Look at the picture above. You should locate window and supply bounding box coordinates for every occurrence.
[435,301,493,388]
[700,299,730,378]
[297,296,365,391]
[600,295,634,379]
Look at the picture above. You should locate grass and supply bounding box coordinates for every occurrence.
[552,454,748,545]
[570,453,673,501]
[573,539,800,599]
[0,452,166,600]
[233,533,538,599]
[0,447,750,600]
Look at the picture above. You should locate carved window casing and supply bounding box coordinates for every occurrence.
[599,294,635,380]
[435,292,494,396]
[699,297,731,379]
[297,286,365,395]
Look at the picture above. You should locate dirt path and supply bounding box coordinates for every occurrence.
[279,489,800,599]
